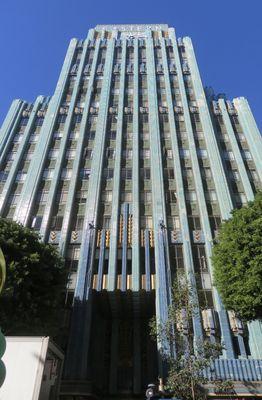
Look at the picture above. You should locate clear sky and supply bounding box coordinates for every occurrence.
[0,0,261,129]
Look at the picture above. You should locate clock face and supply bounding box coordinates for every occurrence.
[146,388,154,398]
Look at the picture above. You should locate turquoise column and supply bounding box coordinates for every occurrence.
[64,32,116,380]
[162,29,203,346]
[13,38,78,225]
[232,98,262,358]
[108,38,126,291]
[183,38,262,358]
[74,32,116,301]
[59,30,100,256]
[132,38,140,294]
[248,320,262,359]
[0,96,46,215]
[39,36,92,241]
[0,99,24,153]
[183,37,233,220]
[146,28,171,368]
[233,97,262,181]
[218,99,254,201]
[172,31,234,357]
[0,100,26,166]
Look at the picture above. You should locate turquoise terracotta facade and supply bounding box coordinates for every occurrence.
[0,24,261,398]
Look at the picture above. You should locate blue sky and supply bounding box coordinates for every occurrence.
[0,0,261,129]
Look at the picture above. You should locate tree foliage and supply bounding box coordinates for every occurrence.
[213,192,262,321]
[0,218,66,335]
[150,277,233,400]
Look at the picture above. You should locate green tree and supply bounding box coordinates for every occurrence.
[150,277,233,400]
[0,218,66,335]
[213,192,262,321]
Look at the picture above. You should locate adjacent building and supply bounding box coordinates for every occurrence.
[0,24,262,399]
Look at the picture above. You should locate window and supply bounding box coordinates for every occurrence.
[145,191,152,202]
[57,191,68,203]
[220,134,229,143]
[140,149,150,159]
[57,115,67,124]
[249,170,258,181]
[124,131,133,140]
[61,169,72,180]
[112,88,120,95]
[69,131,79,140]
[238,134,245,142]
[179,149,190,158]
[173,245,184,270]
[224,151,234,160]
[197,149,208,158]
[101,191,112,202]
[37,190,49,203]
[13,134,23,143]
[73,114,82,124]
[168,216,180,230]
[66,246,80,271]
[141,132,149,140]
[16,172,27,182]
[122,168,132,180]
[31,216,43,230]
[123,149,133,159]
[80,169,91,179]
[49,149,59,159]
[51,216,64,230]
[76,190,88,203]
[84,148,93,159]
[141,216,153,229]
[121,192,132,202]
[206,191,217,202]
[230,170,240,181]
[35,117,44,126]
[141,168,151,179]
[107,148,115,159]
[108,131,116,140]
[0,172,8,181]
[235,193,247,204]
[103,216,111,229]
[140,114,149,123]
[202,168,212,179]
[242,150,252,160]
[209,216,221,231]
[188,216,201,230]
[104,168,114,179]
[20,117,29,126]
[87,131,95,140]
[166,191,177,203]
[74,216,84,230]
[6,152,16,161]
[164,168,175,180]
[24,152,33,161]
[186,191,197,202]
[192,245,207,271]
[175,114,185,121]
[194,131,204,139]
[29,134,40,143]
[8,194,20,206]
[166,149,173,159]
[66,150,76,159]
[43,169,54,180]
[183,167,193,178]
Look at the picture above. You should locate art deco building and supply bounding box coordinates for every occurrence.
[0,24,262,399]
